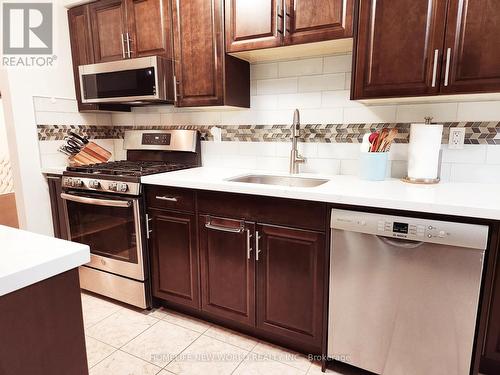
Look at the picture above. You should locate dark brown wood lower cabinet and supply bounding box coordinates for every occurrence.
[481,248,500,373]
[47,175,69,240]
[199,215,256,326]
[256,224,325,351]
[150,209,199,309]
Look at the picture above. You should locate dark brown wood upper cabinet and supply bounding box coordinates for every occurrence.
[89,0,128,63]
[226,0,353,53]
[256,224,325,352]
[149,209,200,309]
[225,0,283,53]
[172,0,249,107]
[352,0,448,100]
[199,216,256,326]
[126,0,173,59]
[284,0,354,45]
[68,5,100,112]
[353,0,500,100]
[441,0,500,95]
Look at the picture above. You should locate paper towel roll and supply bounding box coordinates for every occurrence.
[407,123,443,180]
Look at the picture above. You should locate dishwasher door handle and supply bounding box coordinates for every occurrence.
[376,235,424,249]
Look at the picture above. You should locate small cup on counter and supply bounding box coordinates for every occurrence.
[359,151,389,181]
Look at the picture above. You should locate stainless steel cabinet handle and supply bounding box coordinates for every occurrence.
[283,0,287,37]
[256,230,261,261]
[276,1,283,35]
[145,213,152,239]
[431,49,439,87]
[121,33,126,58]
[60,193,132,208]
[156,195,178,202]
[444,47,451,86]
[126,32,132,58]
[246,229,253,259]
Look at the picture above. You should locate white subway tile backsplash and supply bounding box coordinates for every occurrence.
[396,103,458,123]
[96,113,113,126]
[255,156,289,172]
[324,54,352,74]
[134,113,161,126]
[344,106,397,123]
[457,101,500,121]
[390,161,407,178]
[277,92,322,109]
[111,113,134,126]
[251,63,278,80]
[256,78,298,95]
[298,73,345,92]
[340,159,359,175]
[388,144,408,161]
[344,73,352,90]
[251,95,279,110]
[33,97,78,113]
[301,158,340,175]
[162,111,222,125]
[279,58,323,77]
[299,108,343,124]
[486,145,500,164]
[321,90,354,108]
[441,144,487,164]
[450,163,500,184]
[238,142,276,157]
[317,143,360,159]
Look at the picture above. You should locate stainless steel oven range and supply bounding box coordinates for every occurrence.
[61,130,201,309]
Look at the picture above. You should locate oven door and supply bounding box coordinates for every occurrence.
[61,192,145,281]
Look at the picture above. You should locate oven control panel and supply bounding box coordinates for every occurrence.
[62,177,140,196]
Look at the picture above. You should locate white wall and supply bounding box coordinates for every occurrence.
[0,1,76,234]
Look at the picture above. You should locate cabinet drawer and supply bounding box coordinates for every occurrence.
[146,186,195,212]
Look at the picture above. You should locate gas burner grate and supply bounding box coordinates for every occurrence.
[67,161,195,177]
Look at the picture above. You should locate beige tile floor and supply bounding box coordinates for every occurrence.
[81,292,343,375]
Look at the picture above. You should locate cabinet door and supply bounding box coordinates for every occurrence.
[150,209,199,309]
[47,175,69,240]
[441,0,500,94]
[68,5,98,112]
[284,0,353,45]
[256,224,325,349]
[482,251,500,372]
[89,0,127,62]
[225,0,283,53]
[352,0,448,99]
[199,215,255,326]
[126,0,173,58]
[171,0,224,106]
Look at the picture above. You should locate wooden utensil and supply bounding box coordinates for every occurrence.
[373,128,388,152]
[380,128,398,152]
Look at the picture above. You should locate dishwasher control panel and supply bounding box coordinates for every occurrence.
[331,209,489,250]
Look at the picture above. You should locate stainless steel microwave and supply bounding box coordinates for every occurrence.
[79,56,169,104]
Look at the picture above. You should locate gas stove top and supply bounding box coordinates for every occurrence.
[66,160,194,177]
[62,130,201,195]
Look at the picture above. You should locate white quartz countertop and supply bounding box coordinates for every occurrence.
[41,166,66,175]
[142,167,500,221]
[0,225,90,296]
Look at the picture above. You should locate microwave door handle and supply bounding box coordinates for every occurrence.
[60,193,132,208]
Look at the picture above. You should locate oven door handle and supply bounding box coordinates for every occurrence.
[60,193,132,208]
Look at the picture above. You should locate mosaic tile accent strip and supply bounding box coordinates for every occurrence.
[37,122,500,144]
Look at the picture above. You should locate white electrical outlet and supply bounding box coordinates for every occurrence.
[448,127,465,149]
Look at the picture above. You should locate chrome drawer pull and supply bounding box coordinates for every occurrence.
[156,196,178,202]
[205,216,244,233]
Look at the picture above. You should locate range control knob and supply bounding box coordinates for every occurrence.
[73,179,83,188]
[89,180,100,189]
[64,178,73,187]
[108,182,118,191]
[117,182,128,192]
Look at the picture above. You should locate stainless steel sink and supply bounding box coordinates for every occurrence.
[227,174,329,188]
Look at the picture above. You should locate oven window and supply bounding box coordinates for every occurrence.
[82,67,156,99]
[66,199,139,264]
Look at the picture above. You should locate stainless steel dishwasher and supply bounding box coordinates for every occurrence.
[328,209,489,375]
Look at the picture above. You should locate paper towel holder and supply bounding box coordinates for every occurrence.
[401,116,442,185]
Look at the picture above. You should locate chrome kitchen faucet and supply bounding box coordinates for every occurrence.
[289,109,306,174]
